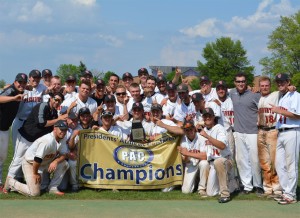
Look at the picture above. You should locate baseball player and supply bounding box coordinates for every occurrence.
[0,73,27,189]
[122,72,133,97]
[177,120,209,196]
[141,76,164,112]
[199,108,233,203]
[137,68,149,95]
[41,69,53,88]
[173,84,196,126]
[5,120,69,196]
[11,70,47,151]
[270,73,300,205]
[189,75,218,102]
[42,75,62,103]
[91,79,106,106]
[257,76,282,198]
[162,83,180,120]
[106,73,119,95]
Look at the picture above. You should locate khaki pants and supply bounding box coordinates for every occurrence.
[257,129,282,195]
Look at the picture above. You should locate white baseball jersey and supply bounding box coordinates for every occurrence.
[151,119,176,135]
[276,91,300,128]
[192,101,223,127]
[173,101,196,122]
[115,100,126,116]
[204,124,231,161]
[162,97,180,117]
[218,97,234,130]
[189,88,218,102]
[141,93,165,112]
[258,91,279,127]
[100,125,128,140]
[60,93,97,115]
[64,92,77,101]
[16,84,47,120]
[181,133,206,166]
[24,132,68,171]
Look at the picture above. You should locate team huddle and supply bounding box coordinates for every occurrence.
[0,68,299,205]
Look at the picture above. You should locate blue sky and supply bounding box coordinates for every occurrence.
[0,0,299,83]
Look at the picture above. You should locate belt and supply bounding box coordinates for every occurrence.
[278,127,297,133]
[258,126,276,131]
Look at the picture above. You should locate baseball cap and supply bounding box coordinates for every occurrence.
[166,83,176,91]
[177,84,188,93]
[202,107,215,116]
[122,72,133,80]
[78,107,91,116]
[104,94,116,102]
[15,73,28,83]
[42,69,52,77]
[275,73,289,82]
[68,111,77,120]
[216,80,227,88]
[138,68,149,76]
[151,103,162,111]
[66,75,76,82]
[54,120,68,130]
[200,75,210,82]
[96,79,105,86]
[101,111,113,118]
[157,76,167,83]
[132,102,144,110]
[191,93,204,102]
[182,120,195,129]
[82,70,93,78]
[29,69,41,78]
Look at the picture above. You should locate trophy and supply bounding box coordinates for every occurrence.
[130,119,145,142]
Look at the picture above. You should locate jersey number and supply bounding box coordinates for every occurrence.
[265,115,275,124]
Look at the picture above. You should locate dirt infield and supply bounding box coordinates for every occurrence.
[0,200,299,218]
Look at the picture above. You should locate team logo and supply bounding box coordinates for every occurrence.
[113,145,154,168]
[22,74,26,79]
[179,85,182,90]
[278,74,282,78]
[219,81,223,84]
[192,94,196,99]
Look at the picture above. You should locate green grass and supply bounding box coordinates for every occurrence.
[1,133,299,201]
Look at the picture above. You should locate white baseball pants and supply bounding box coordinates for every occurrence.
[11,118,25,150]
[275,129,300,200]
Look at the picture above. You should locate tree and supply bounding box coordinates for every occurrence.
[197,37,255,87]
[102,71,115,85]
[56,64,80,84]
[259,11,300,82]
[0,79,6,89]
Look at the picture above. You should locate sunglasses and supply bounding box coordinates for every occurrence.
[116,92,126,96]
[53,97,62,103]
[235,80,246,83]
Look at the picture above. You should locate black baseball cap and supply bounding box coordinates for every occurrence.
[66,75,76,82]
[104,94,116,102]
[182,120,195,129]
[101,111,113,118]
[122,72,133,80]
[216,80,227,88]
[191,93,204,102]
[15,73,28,83]
[167,83,176,91]
[151,103,162,111]
[177,84,188,93]
[78,107,91,116]
[275,73,289,82]
[132,102,144,110]
[82,70,93,78]
[138,68,149,76]
[29,69,41,78]
[96,79,105,86]
[54,120,68,130]
[200,75,210,82]
[202,107,215,116]
[42,69,52,77]
[68,111,77,120]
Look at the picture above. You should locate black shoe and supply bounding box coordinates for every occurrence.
[255,187,264,197]
[218,197,231,203]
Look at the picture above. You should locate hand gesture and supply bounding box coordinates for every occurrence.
[58,113,68,120]
[124,95,130,105]
[199,129,209,139]
[175,67,182,77]
[160,98,168,106]
[33,173,41,185]
[48,161,58,173]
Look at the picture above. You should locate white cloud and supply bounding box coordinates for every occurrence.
[17,1,52,22]
[71,0,96,7]
[180,18,220,38]
[97,34,123,47]
[126,32,144,40]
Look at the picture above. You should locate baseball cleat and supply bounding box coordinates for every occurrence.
[198,190,208,198]
[278,198,297,205]
[49,190,65,196]
[218,197,231,203]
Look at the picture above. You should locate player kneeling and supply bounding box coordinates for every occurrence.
[5,120,69,197]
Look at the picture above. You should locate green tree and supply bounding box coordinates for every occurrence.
[0,79,6,89]
[78,61,87,75]
[259,11,300,82]
[56,64,79,84]
[197,37,255,87]
[102,71,115,84]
